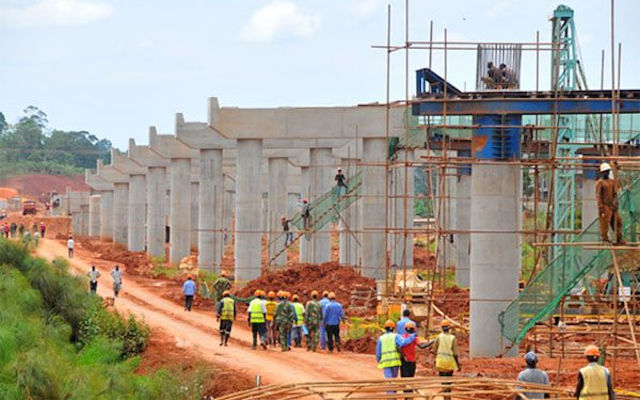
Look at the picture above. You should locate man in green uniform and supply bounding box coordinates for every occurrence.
[213,273,231,303]
[274,291,296,352]
[305,290,323,352]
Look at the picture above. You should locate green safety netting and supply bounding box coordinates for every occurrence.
[499,176,640,345]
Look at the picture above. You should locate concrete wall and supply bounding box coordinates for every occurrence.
[309,148,333,264]
[169,158,191,264]
[113,182,129,246]
[99,190,113,240]
[390,150,414,269]
[127,174,146,252]
[361,138,387,279]
[267,157,288,267]
[198,149,223,272]
[146,167,166,258]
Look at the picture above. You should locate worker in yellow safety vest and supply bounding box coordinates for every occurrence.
[375,320,416,379]
[265,291,278,347]
[291,294,305,347]
[248,290,268,350]
[423,320,460,400]
[574,345,615,400]
[216,290,236,346]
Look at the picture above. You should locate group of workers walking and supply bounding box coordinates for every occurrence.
[86,264,123,297]
[2,221,45,247]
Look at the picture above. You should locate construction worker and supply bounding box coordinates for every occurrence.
[67,235,74,258]
[516,351,550,399]
[110,265,123,297]
[274,291,296,351]
[32,230,40,247]
[423,320,459,400]
[305,290,322,352]
[596,162,625,245]
[248,290,268,350]
[399,321,430,378]
[18,223,24,237]
[265,290,278,346]
[574,345,615,400]
[334,168,348,196]
[301,199,311,231]
[319,290,330,349]
[39,222,46,238]
[323,292,345,353]
[10,222,16,238]
[282,216,293,247]
[500,63,518,89]
[216,290,236,346]
[213,273,231,303]
[182,274,196,312]
[291,294,305,347]
[396,309,416,335]
[376,320,416,379]
[87,265,101,294]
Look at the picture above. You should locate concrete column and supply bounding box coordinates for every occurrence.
[339,158,360,266]
[391,150,414,269]
[80,204,89,235]
[267,157,289,267]
[99,190,113,240]
[309,148,333,264]
[223,190,234,245]
[299,166,311,263]
[89,194,101,237]
[190,181,199,250]
[169,158,191,264]
[287,193,299,219]
[362,138,387,279]
[127,174,146,252]
[582,179,598,229]
[261,194,268,238]
[146,167,166,259]
[112,182,129,246]
[198,149,223,272]
[436,158,457,269]
[455,174,471,287]
[470,164,520,357]
[235,139,263,281]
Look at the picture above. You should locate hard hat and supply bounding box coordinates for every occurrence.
[283,291,291,299]
[222,290,230,297]
[276,290,284,298]
[322,290,329,297]
[584,345,600,357]
[302,198,308,203]
[254,289,263,297]
[328,292,336,299]
[292,294,299,301]
[187,274,193,279]
[405,321,417,330]
[525,351,538,364]
[600,162,611,172]
[441,320,452,328]
[310,290,319,297]
[384,320,396,329]
[267,291,276,299]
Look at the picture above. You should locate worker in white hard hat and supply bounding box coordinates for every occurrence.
[596,162,625,244]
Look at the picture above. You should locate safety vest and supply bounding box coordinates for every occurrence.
[293,302,304,326]
[249,298,265,323]
[377,333,401,369]
[220,297,234,321]
[579,364,609,400]
[435,333,458,372]
[265,300,277,321]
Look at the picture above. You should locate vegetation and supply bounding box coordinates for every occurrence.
[0,107,111,179]
[0,239,208,399]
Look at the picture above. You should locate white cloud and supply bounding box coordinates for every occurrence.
[484,0,512,19]
[349,0,383,19]
[241,0,320,42]
[0,0,113,28]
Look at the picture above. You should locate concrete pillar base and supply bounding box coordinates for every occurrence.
[128,174,146,252]
[89,194,101,237]
[113,183,129,246]
[169,158,191,264]
[361,138,387,279]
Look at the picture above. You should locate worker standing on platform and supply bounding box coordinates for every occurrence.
[305,290,322,352]
[516,351,550,399]
[87,265,101,294]
[291,294,305,347]
[216,290,235,346]
[182,274,196,312]
[376,320,416,379]
[282,216,293,247]
[265,291,278,347]
[275,291,296,351]
[213,273,231,303]
[574,345,615,400]
[596,162,625,245]
[248,290,268,350]
[334,168,348,196]
[301,199,311,232]
[323,292,345,353]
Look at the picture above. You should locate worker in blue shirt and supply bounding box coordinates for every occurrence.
[319,291,331,349]
[322,292,345,352]
[376,320,416,378]
[182,274,197,312]
[396,309,416,335]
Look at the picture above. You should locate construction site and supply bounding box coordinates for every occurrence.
[3,1,638,399]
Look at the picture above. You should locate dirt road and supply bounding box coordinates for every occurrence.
[36,239,380,385]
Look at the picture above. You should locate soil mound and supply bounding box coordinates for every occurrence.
[343,335,377,354]
[0,174,89,198]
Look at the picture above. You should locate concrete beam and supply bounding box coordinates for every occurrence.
[85,169,113,192]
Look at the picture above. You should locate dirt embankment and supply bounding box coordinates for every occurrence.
[237,262,377,315]
[0,173,89,198]
[138,329,254,397]
[77,238,151,275]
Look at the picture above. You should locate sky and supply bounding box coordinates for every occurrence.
[1,0,639,150]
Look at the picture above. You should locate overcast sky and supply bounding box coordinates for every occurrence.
[1,0,638,149]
